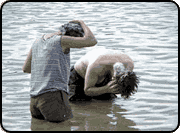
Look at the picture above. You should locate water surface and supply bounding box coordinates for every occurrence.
[2,2,178,131]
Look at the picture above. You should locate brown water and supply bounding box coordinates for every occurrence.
[31,100,138,131]
[2,2,178,131]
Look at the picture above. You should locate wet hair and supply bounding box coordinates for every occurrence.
[114,71,139,99]
[59,22,84,37]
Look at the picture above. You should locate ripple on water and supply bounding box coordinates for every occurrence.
[2,2,178,131]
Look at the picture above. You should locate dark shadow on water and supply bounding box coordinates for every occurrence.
[31,99,139,131]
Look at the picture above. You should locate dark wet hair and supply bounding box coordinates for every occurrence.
[59,22,84,37]
[115,71,139,99]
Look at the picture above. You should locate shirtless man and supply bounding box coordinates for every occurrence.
[68,47,139,102]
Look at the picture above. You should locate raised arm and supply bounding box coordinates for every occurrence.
[61,20,97,48]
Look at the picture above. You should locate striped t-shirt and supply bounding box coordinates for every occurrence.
[30,35,70,97]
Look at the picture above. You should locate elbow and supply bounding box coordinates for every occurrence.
[22,69,27,73]
[22,67,26,73]
[22,67,25,73]
[22,68,30,73]
[84,88,95,96]
[84,34,97,46]
[23,71,31,74]
[91,37,97,46]
[85,92,91,96]
[84,88,91,96]
[93,39,98,46]
[87,38,97,47]
[84,89,88,96]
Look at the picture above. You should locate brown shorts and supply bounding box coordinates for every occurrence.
[30,90,73,122]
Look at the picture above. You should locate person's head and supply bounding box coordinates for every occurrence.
[59,22,84,37]
[112,62,139,99]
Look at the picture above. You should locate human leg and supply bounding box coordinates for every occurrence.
[30,96,45,120]
[68,65,92,102]
[36,91,73,123]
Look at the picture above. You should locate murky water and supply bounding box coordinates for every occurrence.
[2,2,178,131]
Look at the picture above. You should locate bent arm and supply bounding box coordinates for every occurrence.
[61,21,97,48]
[22,48,32,73]
[85,84,108,96]
[84,66,109,96]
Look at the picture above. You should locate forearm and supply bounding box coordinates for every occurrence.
[61,20,97,48]
[80,22,97,45]
[84,85,108,96]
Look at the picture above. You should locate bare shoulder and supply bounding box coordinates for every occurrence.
[44,32,60,40]
[117,52,134,71]
[74,49,102,78]
[86,61,110,77]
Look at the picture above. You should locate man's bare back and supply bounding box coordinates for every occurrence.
[74,48,134,79]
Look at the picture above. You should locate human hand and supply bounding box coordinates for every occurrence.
[106,80,120,94]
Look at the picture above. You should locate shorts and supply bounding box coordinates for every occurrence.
[68,66,117,102]
[30,90,73,122]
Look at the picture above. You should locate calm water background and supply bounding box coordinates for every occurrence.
[2,2,178,131]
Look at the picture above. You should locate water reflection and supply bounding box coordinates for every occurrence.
[31,99,138,131]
